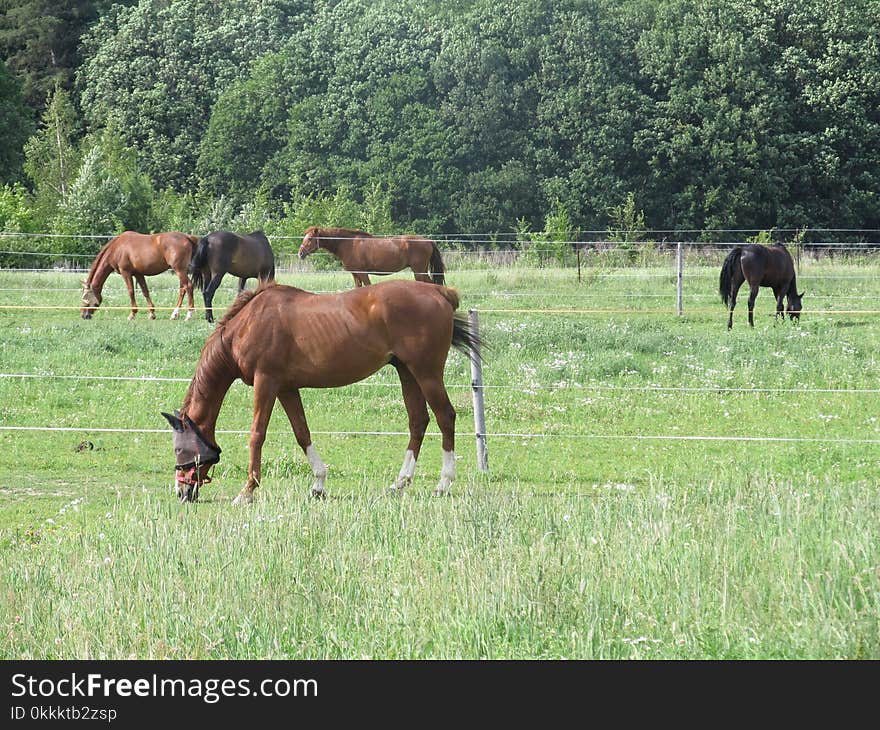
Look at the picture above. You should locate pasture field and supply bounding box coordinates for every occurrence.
[0,252,879,659]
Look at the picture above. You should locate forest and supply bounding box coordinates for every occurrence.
[1,0,879,258]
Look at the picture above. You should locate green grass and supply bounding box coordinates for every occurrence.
[1,255,879,658]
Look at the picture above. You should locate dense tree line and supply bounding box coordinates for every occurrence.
[1,0,878,257]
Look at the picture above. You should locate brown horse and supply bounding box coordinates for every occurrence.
[81,231,198,320]
[298,226,445,287]
[719,243,804,329]
[161,279,481,504]
[189,230,275,323]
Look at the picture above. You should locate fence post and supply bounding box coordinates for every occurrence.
[676,241,684,316]
[468,309,489,472]
[576,245,581,283]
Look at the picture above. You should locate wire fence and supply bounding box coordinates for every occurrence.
[1,236,879,454]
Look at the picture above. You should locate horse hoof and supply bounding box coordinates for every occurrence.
[170,309,179,320]
[310,487,326,500]
[127,314,135,321]
[149,313,156,320]
[389,476,411,493]
[185,311,193,321]
[231,492,254,506]
[432,487,452,497]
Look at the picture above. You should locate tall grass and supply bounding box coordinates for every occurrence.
[1,255,879,658]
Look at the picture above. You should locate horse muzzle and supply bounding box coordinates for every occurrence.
[175,466,213,503]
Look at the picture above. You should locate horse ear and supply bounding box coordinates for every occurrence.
[161,411,184,432]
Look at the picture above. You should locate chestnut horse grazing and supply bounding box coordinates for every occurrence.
[719,243,804,329]
[298,226,445,287]
[161,279,481,504]
[80,231,198,320]
[189,230,275,323]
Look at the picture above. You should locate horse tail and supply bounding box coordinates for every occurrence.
[429,242,445,285]
[451,314,485,363]
[719,247,743,306]
[189,235,210,291]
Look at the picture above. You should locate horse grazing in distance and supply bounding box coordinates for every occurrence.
[298,226,445,287]
[80,231,198,320]
[188,230,275,323]
[719,243,804,329]
[161,279,482,505]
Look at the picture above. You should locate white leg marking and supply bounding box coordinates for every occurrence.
[185,309,193,321]
[232,491,253,507]
[390,449,417,492]
[170,307,180,320]
[434,449,456,495]
[307,444,327,497]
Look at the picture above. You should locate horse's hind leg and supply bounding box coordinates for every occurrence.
[413,264,431,283]
[184,273,194,320]
[171,271,187,320]
[278,390,327,498]
[727,279,743,330]
[203,273,224,323]
[133,274,156,319]
[238,277,248,292]
[353,273,370,287]
[747,283,760,328]
[233,373,278,506]
[390,362,430,493]
[411,373,457,496]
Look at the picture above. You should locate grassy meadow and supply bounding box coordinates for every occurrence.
[0,249,878,658]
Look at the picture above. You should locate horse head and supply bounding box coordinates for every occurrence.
[80,281,101,319]
[787,291,804,321]
[298,227,320,259]
[161,410,222,503]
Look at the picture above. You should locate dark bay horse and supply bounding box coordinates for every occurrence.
[719,243,804,329]
[298,226,445,287]
[189,230,275,322]
[81,231,198,320]
[162,279,481,504]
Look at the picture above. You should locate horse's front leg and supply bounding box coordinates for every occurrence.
[121,272,138,320]
[278,390,327,498]
[232,374,278,506]
[773,289,785,323]
[134,273,156,319]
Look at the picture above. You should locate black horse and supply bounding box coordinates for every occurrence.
[189,230,275,322]
[719,243,803,329]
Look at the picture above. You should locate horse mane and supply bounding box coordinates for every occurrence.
[310,226,374,238]
[181,282,276,414]
[84,234,120,286]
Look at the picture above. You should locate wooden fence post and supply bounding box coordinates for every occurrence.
[677,241,684,316]
[468,309,489,472]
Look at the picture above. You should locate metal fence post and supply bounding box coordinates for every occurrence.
[468,309,489,472]
[677,241,684,316]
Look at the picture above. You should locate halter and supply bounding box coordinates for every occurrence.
[173,417,222,498]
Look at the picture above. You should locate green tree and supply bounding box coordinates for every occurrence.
[77,0,312,190]
[0,59,33,183]
[0,0,99,110]
[23,83,80,215]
